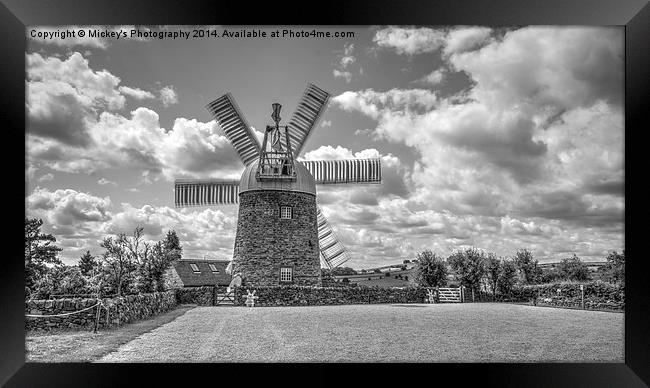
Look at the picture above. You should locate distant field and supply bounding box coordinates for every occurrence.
[353,276,412,288]
[96,303,623,362]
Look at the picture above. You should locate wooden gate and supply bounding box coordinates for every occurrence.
[214,289,235,306]
[436,287,463,303]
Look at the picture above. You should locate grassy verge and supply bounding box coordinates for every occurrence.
[26,304,196,362]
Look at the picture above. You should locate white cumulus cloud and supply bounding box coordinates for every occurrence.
[160,85,178,107]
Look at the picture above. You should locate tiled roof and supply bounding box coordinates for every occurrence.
[173,259,232,286]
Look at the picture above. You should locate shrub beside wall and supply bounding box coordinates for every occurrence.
[25,290,177,331]
[500,281,624,310]
[175,286,214,306]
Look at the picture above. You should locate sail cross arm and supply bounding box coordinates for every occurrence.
[299,158,381,185]
[174,179,240,207]
[206,93,261,166]
[286,84,331,157]
[316,205,351,269]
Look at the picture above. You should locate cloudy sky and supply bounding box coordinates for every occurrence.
[25,25,624,268]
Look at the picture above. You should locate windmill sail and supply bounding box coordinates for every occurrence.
[286,84,331,157]
[175,179,240,207]
[206,94,261,166]
[317,206,350,269]
[300,158,381,185]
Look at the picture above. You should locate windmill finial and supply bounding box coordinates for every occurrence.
[257,101,295,180]
[271,102,282,127]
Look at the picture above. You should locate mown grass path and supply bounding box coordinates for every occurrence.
[26,305,195,362]
[98,303,623,362]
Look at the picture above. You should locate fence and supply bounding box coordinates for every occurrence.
[435,287,463,303]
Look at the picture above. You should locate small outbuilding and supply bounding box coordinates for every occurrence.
[164,259,232,289]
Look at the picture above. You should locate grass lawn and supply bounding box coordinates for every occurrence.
[25,304,195,362]
[96,303,623,362]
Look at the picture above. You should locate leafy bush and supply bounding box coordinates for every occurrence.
[31,265,94,299]
[448,248,485,294]
[513,249,542,284]
[558,254,591,281]
[601,251,625,284]
[415,250,448,287]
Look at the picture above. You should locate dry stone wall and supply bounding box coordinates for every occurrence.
[25,290,177,331]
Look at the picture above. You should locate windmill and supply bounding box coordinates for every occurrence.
[174,84,381,286]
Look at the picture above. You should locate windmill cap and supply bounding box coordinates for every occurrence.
[239,159,316,195]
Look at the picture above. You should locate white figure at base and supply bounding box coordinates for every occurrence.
[245,289,258,307]
[427,289,436,304]
[227,272,242,294]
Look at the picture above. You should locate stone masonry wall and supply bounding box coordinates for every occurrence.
[233,190,321,286]
[25,290,177,331]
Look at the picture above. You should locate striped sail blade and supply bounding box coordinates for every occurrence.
[300,158,381,184]
[174,179,240,207]
[206,94,261,166]
[317,206,350,269]
[287,84,331,157]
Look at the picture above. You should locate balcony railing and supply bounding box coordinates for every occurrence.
[256,152,296,180]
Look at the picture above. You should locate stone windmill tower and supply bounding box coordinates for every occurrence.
[174,84,382,286]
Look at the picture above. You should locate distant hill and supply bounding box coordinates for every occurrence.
[538,261,607,268]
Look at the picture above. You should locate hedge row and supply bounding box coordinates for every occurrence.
[233,285,429,306]
[175,286,215,306]
[500,281,624,310]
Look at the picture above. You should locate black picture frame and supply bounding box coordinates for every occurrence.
[2,0,647,386]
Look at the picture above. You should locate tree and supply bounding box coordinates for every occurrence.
[125,226,146,266]
[32,265,91,299]
[163,230,182,262]
[498,259,518,295]
[140,241,177,292]
[373,268,382,274]
[415,250,448,287]
[539,266,562,284]
[485,254,501,300]
[25,218,62,292]
[448,248,487,296]
[558,254,591,281]
[78,251,98,277]
[513,249,541,284]
[604,250,625,284]
[100,234,135,296]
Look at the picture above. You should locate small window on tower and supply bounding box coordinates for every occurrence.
[280,267,293,282]
[190,263,200,273]
[280,206,292,219]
